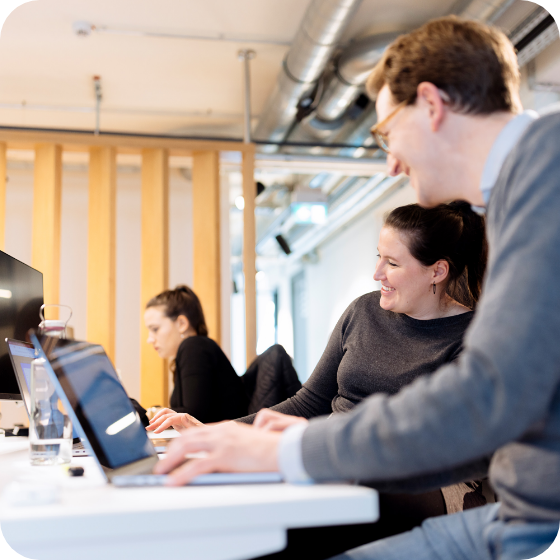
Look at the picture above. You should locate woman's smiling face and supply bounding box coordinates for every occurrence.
[373,226,443,317]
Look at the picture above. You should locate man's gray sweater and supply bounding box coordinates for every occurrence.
[301,112,560,522]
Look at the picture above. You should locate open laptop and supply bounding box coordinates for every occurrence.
[6,338,89,456]
[29,332,282,487]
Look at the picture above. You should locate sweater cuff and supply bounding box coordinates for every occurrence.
[301,415,347,481]
[278,423,314,483]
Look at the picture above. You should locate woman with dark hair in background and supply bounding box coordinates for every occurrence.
[144,285,248,423]
[150,201,489,559]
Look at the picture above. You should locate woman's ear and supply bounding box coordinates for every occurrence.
[433,260,449,284]
[175,314,190,334]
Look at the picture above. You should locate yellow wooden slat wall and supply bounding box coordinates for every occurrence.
[242,147,256,366]
[32,144,62,320]
[192,151,221,344]
[140,148,169,408]
[87,146,117,362]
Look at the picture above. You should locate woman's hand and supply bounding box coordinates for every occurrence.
[146,408,204,433]
[154,422,281,485]
[253,409,308,432]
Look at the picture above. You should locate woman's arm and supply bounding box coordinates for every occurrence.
[173,340,217,423]
[236,305,353,424]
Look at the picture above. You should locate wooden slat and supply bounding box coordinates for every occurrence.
[242,146,257,366]
[32,144,62,320]
[0,128,248,155]
[87,147,117,362]
[192,151,221,344]
[0,142,6,250]
[140,148,169,408]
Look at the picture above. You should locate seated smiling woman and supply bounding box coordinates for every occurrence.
[144,285,248,423]
[149,201,488,559]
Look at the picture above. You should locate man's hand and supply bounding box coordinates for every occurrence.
[146,408,204,433]
[154,422,282,486]
[253,409,308,432]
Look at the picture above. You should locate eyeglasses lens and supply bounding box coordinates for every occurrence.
[374,131,389,153]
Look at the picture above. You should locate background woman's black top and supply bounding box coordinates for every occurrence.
[170,336,248,423]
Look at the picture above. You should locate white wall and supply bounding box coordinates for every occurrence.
[0,159,195,429]
[259,183,416,383]
[114,165,196,401]
[302,184,416,378]
[1,163,35,428]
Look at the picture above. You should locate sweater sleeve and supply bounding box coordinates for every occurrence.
[172,340,216,422]
[300,115,560,483]
[236,301,354,423]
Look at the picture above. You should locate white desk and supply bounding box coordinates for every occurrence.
[0,439,378,560]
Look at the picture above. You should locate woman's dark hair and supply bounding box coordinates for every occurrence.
[384,201,488,309]
[146,285,208,336]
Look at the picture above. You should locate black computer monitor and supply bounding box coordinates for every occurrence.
[0,250,43,401]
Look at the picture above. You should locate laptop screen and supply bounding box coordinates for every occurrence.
[34,335,155,470]
[7,338,81,440]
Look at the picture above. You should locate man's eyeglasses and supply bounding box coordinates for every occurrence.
[370,100,408,154]
[371,90,451,154]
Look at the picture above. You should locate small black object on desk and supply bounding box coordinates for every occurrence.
[4,426,29,437]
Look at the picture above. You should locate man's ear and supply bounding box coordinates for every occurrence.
[417,82,447,133]
[433,259,450,284]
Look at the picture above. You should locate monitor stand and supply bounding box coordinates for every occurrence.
[0,400,28,434]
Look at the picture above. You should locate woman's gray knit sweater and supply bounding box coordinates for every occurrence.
[238,291,484,513]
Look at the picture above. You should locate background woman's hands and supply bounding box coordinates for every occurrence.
[253,409,308,432]
[146,408,204,433]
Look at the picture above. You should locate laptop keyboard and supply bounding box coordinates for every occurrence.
[112,475,168,487]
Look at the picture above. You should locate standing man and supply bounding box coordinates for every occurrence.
[156,16,560,560]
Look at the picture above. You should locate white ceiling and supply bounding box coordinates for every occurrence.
[0,0,538,138]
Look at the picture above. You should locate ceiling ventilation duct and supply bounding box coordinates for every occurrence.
[456,0,516,23]
[298,0,517,137]
[312,32,400,125]
[253,0,362,149]
[261,0,518,151]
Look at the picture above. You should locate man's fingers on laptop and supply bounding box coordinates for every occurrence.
[165,457,219,486]
[154,427,218,473]
[155,422,281,477]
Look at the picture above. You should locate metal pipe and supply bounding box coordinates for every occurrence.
[238,50,256,143]
[0,124,377,150]
[93,76,102,136]
[315,32,399,122]
[253,0,362,146]
[460,0,516,22]
[303,0,514,136]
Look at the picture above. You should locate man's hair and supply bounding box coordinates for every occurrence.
[366,16,521,114]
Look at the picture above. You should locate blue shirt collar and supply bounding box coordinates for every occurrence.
[472,110,538,213]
